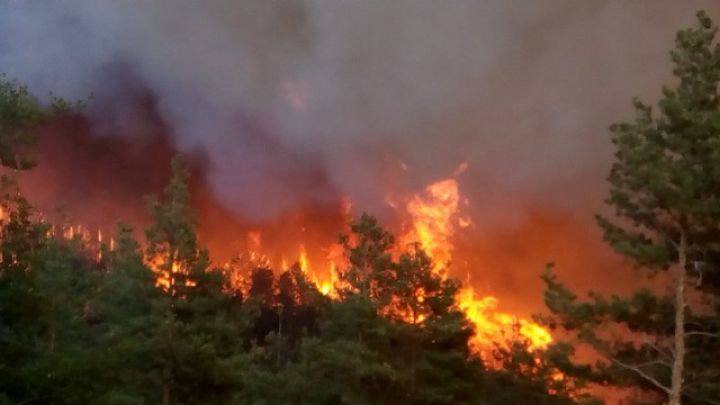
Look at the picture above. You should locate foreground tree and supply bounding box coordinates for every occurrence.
[93,223,164,403]
[543,11,720,404]
[0,78,103,402]
[144,157,250,405]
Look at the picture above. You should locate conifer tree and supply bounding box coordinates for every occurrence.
[0,77,95,403]
[0,188,48,402]
[94,223,164,403]
[284,214,483,404]
[144,157,250,405]
[0,75,79,170]
[542,11,720,404]
[0,76,43,170]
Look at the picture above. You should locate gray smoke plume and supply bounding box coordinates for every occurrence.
[0,1,716,222]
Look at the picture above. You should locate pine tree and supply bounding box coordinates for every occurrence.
[144,157,250,405]
[0,78,96,403]
[0,187,48,402]
[0,76,43,170]
[93,223,165,403]
[0,203,111,403]
[277,214,484,404]
[0,74,79,170]
[542,11,720,404]
[29,232,105,404]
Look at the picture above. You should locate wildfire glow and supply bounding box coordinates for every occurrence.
[401,173,552,352]
[298,245,309,273]
[0,163,551,354]
[51,163,550,354]
[457,287,553,352]
[216,169,552,353]
[403,179,461,274]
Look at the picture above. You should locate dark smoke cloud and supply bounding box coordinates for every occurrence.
[0,1,716,223]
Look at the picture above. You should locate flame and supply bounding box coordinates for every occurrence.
[403,179,461,273]
[209,172,552,353]
[457,287,552,352]
[401,173,552,352]
[298,245,309,273]
[153,260,178,290]
[235,232,342,298]
[320,262,336,296]
[149,257,198,291]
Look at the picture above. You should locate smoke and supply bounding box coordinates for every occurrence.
[0,1,716,224]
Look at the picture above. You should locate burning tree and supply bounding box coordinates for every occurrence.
[542,11,720,404]
[142,157,251,404]
[0,77,580,403]
[233,213,578,404]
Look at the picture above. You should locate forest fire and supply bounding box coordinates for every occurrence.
[4,4,720,403]
[20,118,555,355]
[222,171,553,353]
[33,158,553,353]
[400,175,553,352]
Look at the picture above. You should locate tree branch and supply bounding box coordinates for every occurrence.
[634,359,672,369]
[645,340,674,362]
[611,358,671,394]
[685,331,720,339]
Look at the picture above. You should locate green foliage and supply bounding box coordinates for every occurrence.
[145,157,211,297]
[142,157,251,404]
[542,265,720,403]
[0,76,44,170]
[236,214,576,405]
[93,223,165,402]
[542,11,720,404]
[0,191,49,401]
[0,133,576,402]
[0,199,577,403]
[599,10,720,272]
[0,194,108,404]
[0,75,80,171]
[489,341,595,405]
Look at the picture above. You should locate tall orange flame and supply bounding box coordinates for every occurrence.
[401,172,552,352]
[403,179,461,274]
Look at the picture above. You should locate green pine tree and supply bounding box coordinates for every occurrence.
[144,157,250,405]
[0,76,43,170]
[542,11,720,405]
[93,223,165,403]
[0,74,80,171]
[0,187,48,402]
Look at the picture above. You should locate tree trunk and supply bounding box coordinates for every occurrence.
[669,231,687,405]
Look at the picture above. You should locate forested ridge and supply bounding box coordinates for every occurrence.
[0,10,719,405]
